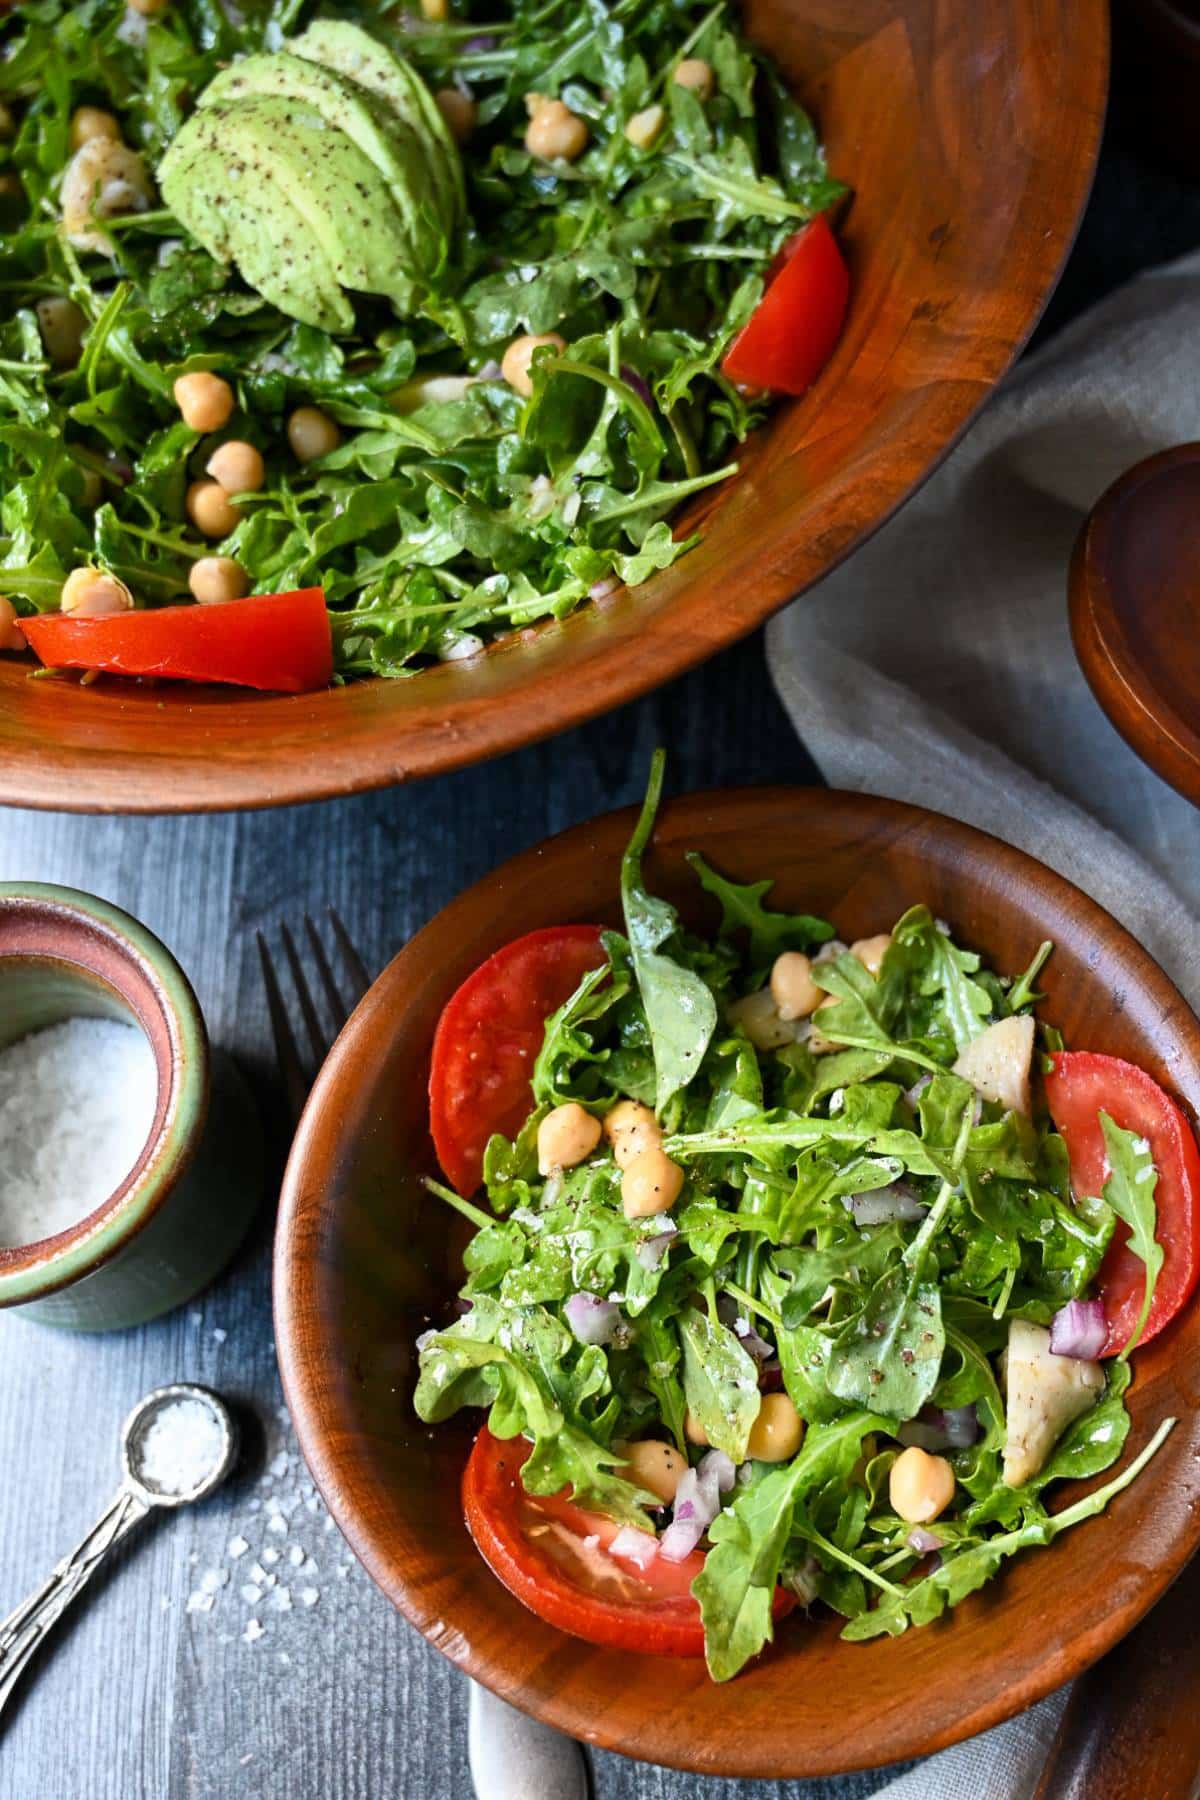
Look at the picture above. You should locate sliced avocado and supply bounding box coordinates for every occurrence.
[179,96,422,315]
[199,51,440,259]
[289,20,463,226]
[160,122,352,331]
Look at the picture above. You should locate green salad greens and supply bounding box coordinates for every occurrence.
[415,754,1174,1680]
[0,0,843,678]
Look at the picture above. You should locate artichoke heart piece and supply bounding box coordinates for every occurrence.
[162,95,423,323]
[290,19,464,227]
[198,51,443,276]
[159,125,351,332]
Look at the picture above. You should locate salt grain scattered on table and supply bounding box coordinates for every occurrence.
[0,1018,156,1248]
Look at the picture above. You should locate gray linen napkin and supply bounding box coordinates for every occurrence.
[767,247,1200,1797]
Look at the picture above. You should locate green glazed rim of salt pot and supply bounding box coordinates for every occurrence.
[0,882,209,1308]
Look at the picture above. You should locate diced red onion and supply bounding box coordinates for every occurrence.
[898,1404,978,1452]
[609,1526,658,1569]
[660,1459,723,1562]
[464,32,498,50]
[844,1182,926,1226]
[589,577,620,600]
[659,1517,704,1561]
[635,1222,677,1270]
[699,1448,736,1495]
[907,1527,942,1555]
[941,1405,979,1448]
[971,1095,984,1127]
[758,1360,784,1393]
[1049,1298,1106,1360]
[904,1075,932,1109]
[564,1292,620,1345]
[619,364,653,408]
[476,358,503,380]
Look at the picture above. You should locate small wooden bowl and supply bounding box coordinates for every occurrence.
[274,789,1200,1780]
[1070,444,1200,810]
[0,0,1107,814]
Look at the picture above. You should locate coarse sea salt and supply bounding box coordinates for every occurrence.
[137,1397,226,1497]
[0,1017,157,1248]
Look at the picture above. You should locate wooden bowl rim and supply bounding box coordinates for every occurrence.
[274,785,1200,1778]
[1069,441,1200,809]
[0,0,1108,815]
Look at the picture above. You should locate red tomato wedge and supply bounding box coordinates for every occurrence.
[429,924,607,1195]
[1045,1051,1200,1354]
[721,214,849,396]
[21,587,332,693]
[463,1428,794,1657]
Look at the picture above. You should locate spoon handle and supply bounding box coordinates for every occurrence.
[0,1484,150,1722]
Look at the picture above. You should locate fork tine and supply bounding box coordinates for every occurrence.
[327,906,371,1005]
[304,913,349,1032]
[280,921,328,1067]
[257,931,311,1129]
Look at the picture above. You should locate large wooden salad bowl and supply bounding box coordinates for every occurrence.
[274,788,1200,1779]
[1,0,1106,813]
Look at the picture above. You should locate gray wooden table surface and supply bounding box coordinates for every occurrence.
[1,127,1197,1800]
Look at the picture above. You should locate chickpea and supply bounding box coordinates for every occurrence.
[769,951,824,1022]
[287,405,341,464]
[186,479,241,539]
[537,1101,602,1175]
[69,106,121,151]
[616,1437,687,1504]
[726,987,793,1052]
[501,331,566,400]
[624,104,665,151]
[420,0,448,17]
[35,296,87,369]
[60,567,133,617]
[174,371,234,434]
[60,138,153,253]
[746,1393,804,1463]
[603,1098,660,1169]
[621,1146,683,1219]
[889,1445,956,1524]
[850,934,892,979]
[435,87,476,144]
[524,97,589,163]
[205,439,264,496]
[684,1409,709,1447]
[808,993,841,1056]
[189,556,249,605]
[0,597,26,653]
[673,58,715,101]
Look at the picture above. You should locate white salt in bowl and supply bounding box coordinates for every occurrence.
[0,884,261,1329]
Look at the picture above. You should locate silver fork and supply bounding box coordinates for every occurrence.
[257,913,592,1800]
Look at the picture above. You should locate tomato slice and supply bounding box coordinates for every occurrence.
[429,924,608,1195]
[463,1428,795,1657]
[721,214,849,396]
[21,587,332,693]
[1045,1051,1200,1354]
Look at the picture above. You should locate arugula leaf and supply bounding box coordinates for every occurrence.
[844,1413,1174,1641]
[620,750,717,1110]
[1099,1113,1163,1357]
[414,1298,654,1527]
[678,1304,761,1461]
[686,851,833,968]
[694,1411,884,1679]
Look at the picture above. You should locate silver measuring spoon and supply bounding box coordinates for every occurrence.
[0,1382,237,1720]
